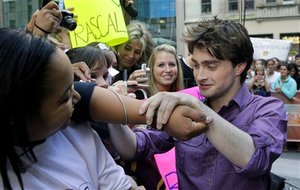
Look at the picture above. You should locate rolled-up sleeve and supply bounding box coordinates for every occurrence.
[133,128,174,160]
[236,97,287,177]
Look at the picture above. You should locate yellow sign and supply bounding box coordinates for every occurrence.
[64,0,128,48]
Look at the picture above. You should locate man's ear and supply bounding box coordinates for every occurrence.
[235,62,247,76]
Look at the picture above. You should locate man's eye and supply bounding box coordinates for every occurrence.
[208,65,217,69]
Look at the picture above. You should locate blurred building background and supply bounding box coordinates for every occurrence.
[135,0,177,47]
[175,0,300,56]
[0,0,299,57]
[0,0,39,28]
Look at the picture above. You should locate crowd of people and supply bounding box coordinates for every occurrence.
[246,56,299,153]
[246,58,299,98]
[1,0,298,189]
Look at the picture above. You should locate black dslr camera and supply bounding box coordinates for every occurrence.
[60,10,77,31]
[42,0,77,31]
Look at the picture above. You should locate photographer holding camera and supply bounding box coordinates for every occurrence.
[26,1,62,36]
[28,0,134,48]
[27,1,76,36]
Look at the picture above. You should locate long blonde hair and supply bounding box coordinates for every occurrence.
[148,44,184,96]
[115,21,154,65]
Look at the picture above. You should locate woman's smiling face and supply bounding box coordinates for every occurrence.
[153,51,178,90]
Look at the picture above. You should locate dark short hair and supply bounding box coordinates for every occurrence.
[182,17,254,83]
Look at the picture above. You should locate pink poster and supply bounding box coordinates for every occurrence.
[178,86,204,100]
[154,148,178,190]
[154,86,203,189]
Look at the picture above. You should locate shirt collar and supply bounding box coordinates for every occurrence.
[203,83,252,110]
[282,75,292,83]
[231,83,252,109]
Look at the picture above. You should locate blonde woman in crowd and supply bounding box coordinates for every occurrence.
[113,21,155,84]
[147,44,184,96]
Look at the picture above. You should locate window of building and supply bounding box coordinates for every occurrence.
[266,0,276,3]
[229,0,238,11]
[159,18,166,29]
[245,0,254,10]
[8,1,16,12]
[9,20,16,27]
[282,0,294,5]
[136,0,177,48]
[201,0,211,13]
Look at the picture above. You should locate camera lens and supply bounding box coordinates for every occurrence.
[60,10,77,31]
[61,16,77,31]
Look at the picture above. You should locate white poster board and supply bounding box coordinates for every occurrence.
[250,38,292,61]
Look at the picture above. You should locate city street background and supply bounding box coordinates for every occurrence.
[271,143,300,190]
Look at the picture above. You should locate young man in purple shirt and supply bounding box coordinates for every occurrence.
[29,5,287,188]
[110,17,287,190]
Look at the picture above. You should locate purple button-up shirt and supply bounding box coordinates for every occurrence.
[134,84,287,190]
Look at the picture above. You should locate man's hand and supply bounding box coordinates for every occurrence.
[139,92,211,130]
[138,91,213,141]
[165,105,211,141]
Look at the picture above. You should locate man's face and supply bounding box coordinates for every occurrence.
[191,48,243,102]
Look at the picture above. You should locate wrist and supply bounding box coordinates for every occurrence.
[33,23,51,36]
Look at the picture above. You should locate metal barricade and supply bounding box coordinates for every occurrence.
[284,180,300,190]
